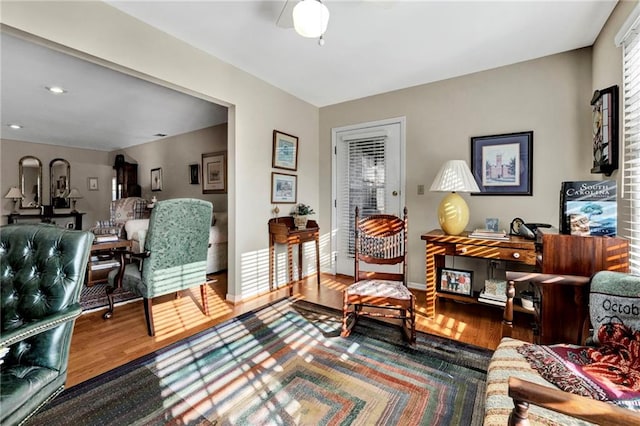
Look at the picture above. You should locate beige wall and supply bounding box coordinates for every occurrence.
[1,138,112,229]
[118,124,229,212]
[1,1,320,301]
[320,49,594,286]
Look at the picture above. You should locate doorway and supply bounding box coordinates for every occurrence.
[331,117,406,276]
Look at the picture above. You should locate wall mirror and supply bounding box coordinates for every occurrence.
[50,158,70,208]
[19,155,42,209]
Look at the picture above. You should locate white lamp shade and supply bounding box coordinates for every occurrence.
[293,0,330,38]
[66,188,83,199]
[429,160,480,193]
[4,187,24,199]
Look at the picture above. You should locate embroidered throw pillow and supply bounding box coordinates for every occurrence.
[589,271,640,345]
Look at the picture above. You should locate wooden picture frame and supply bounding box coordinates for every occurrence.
[150,168,163,192]
[271,172,297,204]
[87,177,99,191]
[272,130,298,171]
[591,85,619,176]
[202,151,227,194]
[471,131,533,196]
[189,163,200,184]
[437,267,474,297]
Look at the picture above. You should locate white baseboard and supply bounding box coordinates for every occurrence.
[408,281,425,290]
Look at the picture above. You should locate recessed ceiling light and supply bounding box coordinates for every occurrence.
[45,86,66,94]
[8,124,23,129]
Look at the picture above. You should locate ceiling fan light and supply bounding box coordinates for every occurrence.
[293,0,330,38]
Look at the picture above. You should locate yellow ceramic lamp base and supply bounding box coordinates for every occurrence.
[437,192,469,236]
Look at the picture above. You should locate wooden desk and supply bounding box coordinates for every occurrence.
[269,217,320,295]
[421,229,537,318]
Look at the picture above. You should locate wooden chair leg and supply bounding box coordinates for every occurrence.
[341,294,354,337]
[143,298,155,336]
[200,283,209,316]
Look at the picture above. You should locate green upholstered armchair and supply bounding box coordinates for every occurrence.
[0,224,93,426]
[107,198,213,336]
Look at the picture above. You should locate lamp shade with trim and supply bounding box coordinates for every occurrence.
[430,160,479,236]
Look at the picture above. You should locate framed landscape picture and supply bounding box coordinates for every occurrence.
[272,130,298,171]
[271,172,297,204]
[471,131,533,196]
[202,151,227,194]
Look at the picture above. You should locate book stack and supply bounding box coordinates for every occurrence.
[478,279,507,307]
[90,259,120,270]
[95,235,119,243]
[468,229,510,241]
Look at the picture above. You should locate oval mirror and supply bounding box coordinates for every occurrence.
[19,156,42,209]
[50,158,71,209]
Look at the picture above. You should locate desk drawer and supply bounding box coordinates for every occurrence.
[455,244,536,265]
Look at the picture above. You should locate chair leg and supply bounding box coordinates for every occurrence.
[341,294,356,337]
[143,298,155,336]
[200,283,209,316]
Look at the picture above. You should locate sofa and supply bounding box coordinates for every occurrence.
[124,211,228,274]
[484,271,640,425]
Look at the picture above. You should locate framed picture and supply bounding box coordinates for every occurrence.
[151,167,163,192]
[189,163,200,184]
[471,131,533,196]
[202,151,227,194]
[437,267,474,297]
[87,177,99,191]
[591,85,619,176]
[272,130,298,171]
[271,172,297,204]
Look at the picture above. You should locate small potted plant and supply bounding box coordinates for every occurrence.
[291,203,315,229]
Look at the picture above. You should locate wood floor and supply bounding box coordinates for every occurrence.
[67,272,533,388]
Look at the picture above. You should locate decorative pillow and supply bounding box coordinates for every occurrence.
[124,219,149,241]
[589,271,640,345]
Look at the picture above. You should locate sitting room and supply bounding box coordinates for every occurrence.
[1,1,640,425]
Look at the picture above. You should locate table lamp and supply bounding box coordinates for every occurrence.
[66,188,83,213]
[429,160,480,235]
[5,187,24,214]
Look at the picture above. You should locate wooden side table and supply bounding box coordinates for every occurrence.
[86,238,132,286]
[268,216,320,296]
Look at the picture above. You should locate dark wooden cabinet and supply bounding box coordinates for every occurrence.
[7,212,84,230]
[115,161,140,199]
[504,231,630,345]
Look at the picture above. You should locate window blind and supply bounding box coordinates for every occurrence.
[337,136,387,257]
[620,14,640,275]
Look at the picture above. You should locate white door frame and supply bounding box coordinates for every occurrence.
[330,116,406,275]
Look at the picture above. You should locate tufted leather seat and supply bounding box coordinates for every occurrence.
[0,224,93,426]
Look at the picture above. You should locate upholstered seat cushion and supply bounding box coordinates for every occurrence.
[345,279,412,300]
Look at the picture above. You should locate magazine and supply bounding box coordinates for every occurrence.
[559,180,617,236]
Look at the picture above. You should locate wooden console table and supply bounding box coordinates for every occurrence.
[7,212,85,230]
[268,216,320,296]
[421,229,537,318]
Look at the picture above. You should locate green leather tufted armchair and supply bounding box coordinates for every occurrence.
[0,224,93,426]
[107,198,213,336]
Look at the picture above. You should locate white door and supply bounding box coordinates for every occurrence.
[332,117,405,276]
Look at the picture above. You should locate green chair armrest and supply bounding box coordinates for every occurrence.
[0,304,82,348]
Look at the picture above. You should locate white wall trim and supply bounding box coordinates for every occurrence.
[615,2,640,46]
[408,281,425,291]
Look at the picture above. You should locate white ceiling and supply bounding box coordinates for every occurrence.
[1,1,617,151]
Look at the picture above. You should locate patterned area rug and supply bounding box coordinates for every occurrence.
[30,298,491,425]
[79,282,140,312]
